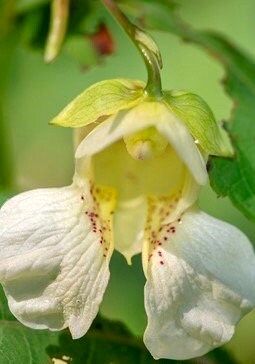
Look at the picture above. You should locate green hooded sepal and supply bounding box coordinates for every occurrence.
[163,90,234,157]
[51,79,145,128]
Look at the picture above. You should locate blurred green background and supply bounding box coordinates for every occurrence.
[1,0,255,363]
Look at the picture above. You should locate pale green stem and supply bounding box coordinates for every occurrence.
[102,0,163,98]
[44,0,70,63]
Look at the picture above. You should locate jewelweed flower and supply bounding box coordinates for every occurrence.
[0,79,255,360]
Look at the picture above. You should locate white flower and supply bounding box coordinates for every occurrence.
[0,80,254,360]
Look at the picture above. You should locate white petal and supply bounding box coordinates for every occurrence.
[156,114,207,185]
[0,181,115,339]
[143,208,255,360]
[113,197,147,264]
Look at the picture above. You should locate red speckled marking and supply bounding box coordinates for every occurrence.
[145,193,182,265]
[80,182,116,259]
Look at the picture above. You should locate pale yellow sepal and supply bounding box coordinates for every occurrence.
[163,90,234,157]
[51,79,145,128]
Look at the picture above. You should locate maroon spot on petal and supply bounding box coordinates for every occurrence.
[160,261,164,265]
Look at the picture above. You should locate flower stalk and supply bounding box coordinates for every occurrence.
[44,0,70,63]
[102,0,163,98]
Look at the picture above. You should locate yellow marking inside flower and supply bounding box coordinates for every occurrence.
[92,140,186,201]
[123,127,168,160]
[92,184,116,219]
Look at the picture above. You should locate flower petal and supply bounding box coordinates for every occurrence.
[143,207,255,360]
[0,180,115,339]
[113,197,147,264]
[156,115,207,185]
[88,138,190,262]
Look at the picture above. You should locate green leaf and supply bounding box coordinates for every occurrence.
[51,79,145,128]
[0,322,59,364]
[123,0,255,221]
[0,285,59,364]
[196,34,255,222]
[164,90,233,157]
